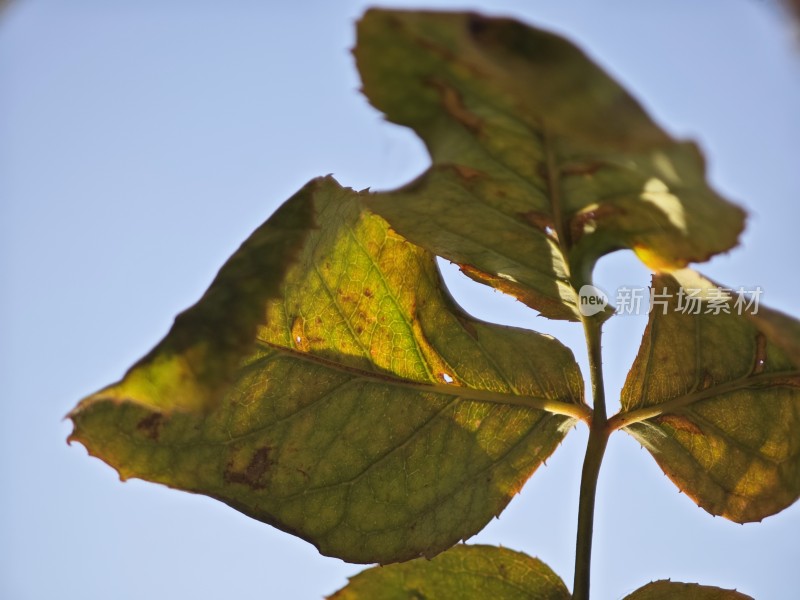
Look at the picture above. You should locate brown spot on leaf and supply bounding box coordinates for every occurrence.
[356,309,375,324]
[136,413,164,441]
[518,210,557,240]
[399,17,485,79]
[339,290,357,304]
[428,79,482,133]
[569,204,622,244]
[451,164,484,181]
[699,370,714,391]
[466,12,489,37]
[654,414,703,435]
[224,447,274,490]
[410,29,459,64]
[363,288,373,298]
[291,316,310,352]
[458,263,486,279]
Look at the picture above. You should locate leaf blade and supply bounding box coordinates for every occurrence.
[356,10,745,320]
[327,544,571,600]
[616,271,800,522]
[623,580,753,600]
[69,177,585,564]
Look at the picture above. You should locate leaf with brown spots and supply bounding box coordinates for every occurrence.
[328,545,571,600]
[611,271,800,522]
[355,10,745,320]
[68,176,587,564]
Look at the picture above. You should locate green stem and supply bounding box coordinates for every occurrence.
[572,317,610,600]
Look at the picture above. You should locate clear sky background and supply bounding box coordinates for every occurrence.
[2,1,799,599]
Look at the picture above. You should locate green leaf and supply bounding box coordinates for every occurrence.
[613,270,800,522]
[623,580,753,600]
[355,10,745,320]
[330,544,752,600]
[69,177,586,564]
[328,544,571,600]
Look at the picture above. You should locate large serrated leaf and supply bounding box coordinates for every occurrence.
[356,10,745,320]
[68,177,586,564]
[328,544,571,600]
[614,271,800,522]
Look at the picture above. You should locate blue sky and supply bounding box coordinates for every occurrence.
[2,1,799,599]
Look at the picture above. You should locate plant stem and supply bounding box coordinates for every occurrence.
[572,316,610,600]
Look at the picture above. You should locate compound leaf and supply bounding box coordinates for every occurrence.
[69,177,586,564]
[614,271,800,522]
[328,544,570,600]
[356,10,745,320]
[624,580,753,600]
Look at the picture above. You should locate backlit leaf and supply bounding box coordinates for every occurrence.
[328,544,571,600]
[614,271,800,522]
[623,580,753,600]
[355,10,745,320]
[69,177,586,564]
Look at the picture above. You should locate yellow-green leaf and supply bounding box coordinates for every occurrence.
[69,177,586,564]
[355,10,745,320]
[613,271,800,522]
[328,544,571,600]
[623,580,753,600]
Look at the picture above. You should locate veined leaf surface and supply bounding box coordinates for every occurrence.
[328,544,571,600]
[69,177,586,564]
[614,271,800,522]
[356,10,745,320]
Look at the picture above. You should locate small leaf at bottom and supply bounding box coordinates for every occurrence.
[328,544,571,600]
[624,580,753,600]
